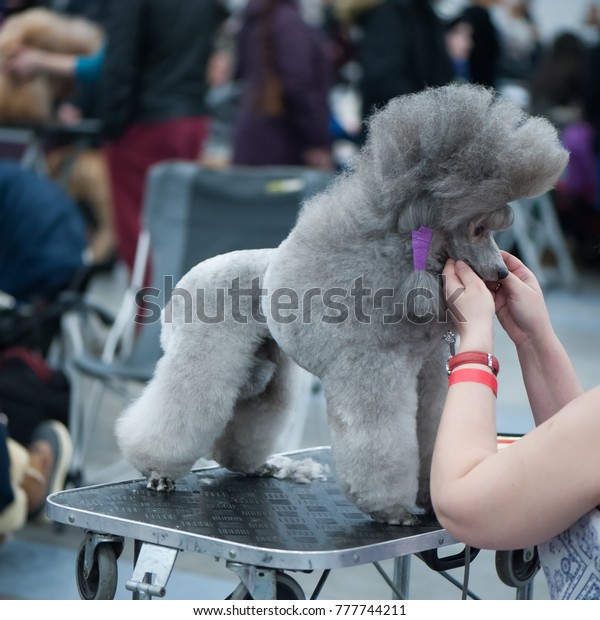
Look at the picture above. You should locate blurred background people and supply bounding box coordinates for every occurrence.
[452,0,501,89]
[529,31,588,128]
[492,0,541,84]
[99,0,228,273]
[354,0,455,124]
[0,417,72,544]
[584,4,600,217]
[0,161,87,305]
[444,16,474,82]
[1,5,114,265]
[231,0,333,170]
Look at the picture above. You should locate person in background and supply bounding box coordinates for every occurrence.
[445,17,474,83]
[528,31,588,129]
[6,43,104,87]
[231,0,333,170]
[0,162,87,304]
[583,3,600,217]
[0,415,72,544]
[431,252,600,599]
[454,0,502,89]
[528,30,598,264]
[99,0,228,273]
[355,0,455,124]
[4,4,114,264]
[492,0,541,84]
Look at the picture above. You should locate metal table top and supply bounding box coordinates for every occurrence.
[48,447,457,570]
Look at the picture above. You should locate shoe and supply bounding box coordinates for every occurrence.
[27,420,73,518]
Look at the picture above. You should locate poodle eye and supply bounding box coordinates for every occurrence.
[473,225,486,236]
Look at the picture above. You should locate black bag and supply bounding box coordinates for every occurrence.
[0,301,65,357]
[0,347,70,446]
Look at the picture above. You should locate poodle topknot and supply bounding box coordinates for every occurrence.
[354,83,568,229]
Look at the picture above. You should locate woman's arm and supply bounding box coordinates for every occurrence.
[431,258,600,550]
[432,382,600,550]
[6,48,76,79]
[495,251,583,425]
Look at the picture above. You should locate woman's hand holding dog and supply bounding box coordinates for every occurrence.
[442,258,495,353]
[443,251,583,426]
[443,251,554,351]
[492,251,553,348]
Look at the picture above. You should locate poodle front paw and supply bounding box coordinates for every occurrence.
[146,470,176,492]
[369,505,426,526]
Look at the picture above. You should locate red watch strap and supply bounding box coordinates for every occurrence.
[446,351,499,376]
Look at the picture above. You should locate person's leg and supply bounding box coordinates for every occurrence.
[20,440,53,515]
[103,116,210,274]
[103,134,148,273]
[0,436,28,537]
[25,420,72,518]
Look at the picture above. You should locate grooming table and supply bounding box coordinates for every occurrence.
[47,447,536,600]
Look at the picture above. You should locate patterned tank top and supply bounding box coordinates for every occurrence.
[538,508,600,599]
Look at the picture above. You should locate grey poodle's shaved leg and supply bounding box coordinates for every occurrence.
[322,355,423,525]
[415,345,447,511]
[211,342,300,473]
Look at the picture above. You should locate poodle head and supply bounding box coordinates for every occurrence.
[438,203,512,281]
[358,83,568,282]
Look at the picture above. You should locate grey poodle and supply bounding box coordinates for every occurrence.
[116,84,568,524]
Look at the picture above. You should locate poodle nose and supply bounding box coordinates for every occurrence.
[497,267,509,280]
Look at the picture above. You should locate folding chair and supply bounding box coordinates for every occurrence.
[67,162,333,485]
[495,192,579,289]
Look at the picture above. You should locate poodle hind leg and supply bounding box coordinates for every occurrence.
[116,323,268,490]
[210,339,303,474]
[116,248,278,489]
[115,346,242,489]
[324,356,422,524]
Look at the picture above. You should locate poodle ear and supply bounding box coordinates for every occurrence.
[398,271,441,325]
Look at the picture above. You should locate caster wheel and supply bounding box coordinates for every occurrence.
[226,572,305,600]
[273,573,305,600]
[495,547,539,588]
[76,540,118,600]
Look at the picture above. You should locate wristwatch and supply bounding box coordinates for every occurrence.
[446,351,499,376]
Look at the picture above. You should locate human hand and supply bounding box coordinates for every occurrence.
[303,147,333,171]
[206,49,233,88]
[57,102,82,125]
[443,259,495,352]
[491,251,552,347]
[5,47,43,78]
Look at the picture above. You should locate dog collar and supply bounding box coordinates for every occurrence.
[412,226,434,270]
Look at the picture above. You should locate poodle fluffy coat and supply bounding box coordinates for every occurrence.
[117,85,568,524]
